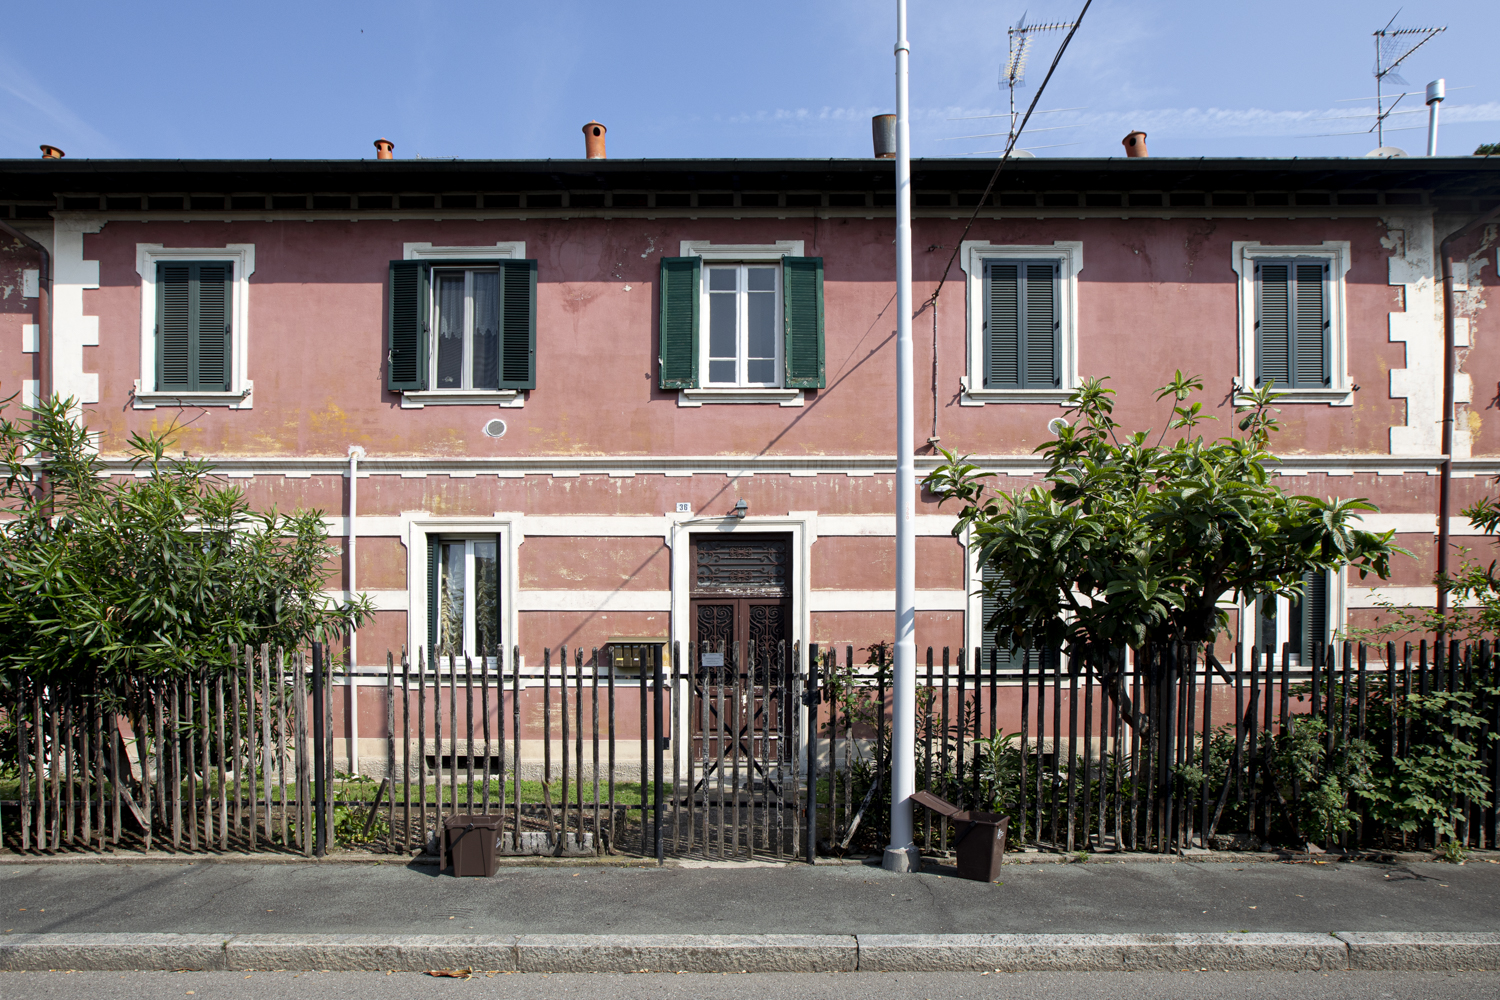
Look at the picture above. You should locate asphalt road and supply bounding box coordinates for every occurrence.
[2,969,1497,1000]
[3,858,1498,936]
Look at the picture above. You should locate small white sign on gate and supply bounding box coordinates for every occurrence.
[700,652,724,667]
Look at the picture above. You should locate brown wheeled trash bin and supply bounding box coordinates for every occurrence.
[912,790,1009,882]
[443,814,501,877]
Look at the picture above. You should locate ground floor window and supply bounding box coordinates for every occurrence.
[430,535,499,661]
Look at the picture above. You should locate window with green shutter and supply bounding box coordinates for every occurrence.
[1256,570,1331,662]
[1255,259,1330,389]
[155,261,232,392]
[980,562,1058,675]
[983,259,1060,389]
[659,254,825,391]
[388,259,536,394]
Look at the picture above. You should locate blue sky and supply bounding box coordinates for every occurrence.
[1,0,1496,161]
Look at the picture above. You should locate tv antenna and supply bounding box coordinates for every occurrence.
[1372,12,1444,146]
[1003,12,1076,145]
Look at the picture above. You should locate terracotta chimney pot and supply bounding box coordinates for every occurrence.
[583,121,606,159]
[1122,131,1148,157]
[40,144,65,159]
[373,138,394,160]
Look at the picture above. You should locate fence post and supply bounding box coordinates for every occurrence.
[312,641,327,857]
[804,643,819,863]
[653,643,665,866]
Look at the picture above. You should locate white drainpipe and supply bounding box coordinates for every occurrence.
[347,444,365,774]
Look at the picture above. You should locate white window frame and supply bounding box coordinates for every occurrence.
[1231,241,1352,406]
[701,262,783,388]
[959,240,1082,405]
[406,514,521,670]
[400,241,526,409]
[678,240,805,407]
[133,243,255,409]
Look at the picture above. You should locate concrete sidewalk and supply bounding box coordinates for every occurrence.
[2,857,1498,971]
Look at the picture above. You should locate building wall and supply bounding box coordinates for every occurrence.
[2,203,1495,677]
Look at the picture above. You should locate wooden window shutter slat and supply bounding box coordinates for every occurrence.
[658,256,700,389]
[387,260,429,391]
[984,262,1020,388]
[193,263,232,392]
[156,263,192,390]
[1024,262,1060,388]
[1256,262,1291,387]
[782,256,825,388]
[497,259,537,390]
[1293,263,1330,388]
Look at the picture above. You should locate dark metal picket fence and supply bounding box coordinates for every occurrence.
[6,637,1498,859]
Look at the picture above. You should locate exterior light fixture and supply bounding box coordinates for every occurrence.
[732,499,748,519]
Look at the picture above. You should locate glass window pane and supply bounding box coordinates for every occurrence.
[473,540,498,654]
[708,292,737,364]
[435,274,465,389]
[747,290,775,363]
[439,540,466,655]
[747,266,775,292]
[470,271,499,390]
[707,267,737,291]
[709,359,736,383]
[747,359,775,383]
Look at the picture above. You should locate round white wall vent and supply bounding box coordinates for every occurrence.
[483,418,507,438]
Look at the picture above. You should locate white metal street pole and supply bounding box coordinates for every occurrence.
[884,0,920,875]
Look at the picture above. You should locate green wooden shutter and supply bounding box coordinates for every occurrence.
[156,262,232,392]
[979,562,1057,672]
[1293,263,1330,388]
[194,263,232,391]
[1257,260,1330,389]
[156,263,192,390]
[497,259,537,390]
[782,256,825,388]
[984,262,1019,388]
[658,256,700,389]
[1256,262,1290,387]
[426,535,441,658]
[1295,570,1329,659]
[1025,262,1060,388]
[984,260,1059,389]
[387,260,429,391]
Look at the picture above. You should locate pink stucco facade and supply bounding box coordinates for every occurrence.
[2,156,1498,699]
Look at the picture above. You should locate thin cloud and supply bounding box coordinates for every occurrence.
[0,50,120,156]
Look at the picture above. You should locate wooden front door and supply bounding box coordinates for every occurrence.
[689,533,792,669]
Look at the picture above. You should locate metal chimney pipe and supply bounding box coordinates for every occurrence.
[1122,131,1148,157]
[872,114,897,158]
[373,138,394,160]
[1426,79,1445,156]
[583,121,607,159]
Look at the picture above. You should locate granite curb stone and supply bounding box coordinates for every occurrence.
[1336,932,1500,971]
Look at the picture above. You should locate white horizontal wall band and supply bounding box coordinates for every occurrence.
[319,513,961,539]
[86,453,1488,479]
[1345,586,1481,608]
[516,590,671,612]
[809,590,967,612]
[1354,513,1493,536]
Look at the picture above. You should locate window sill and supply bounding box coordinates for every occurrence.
[677,387,805,407]
[132,381,253,409]
[1237,387,1354,407]
[959,381,1073,406]
[400,390,525,409]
